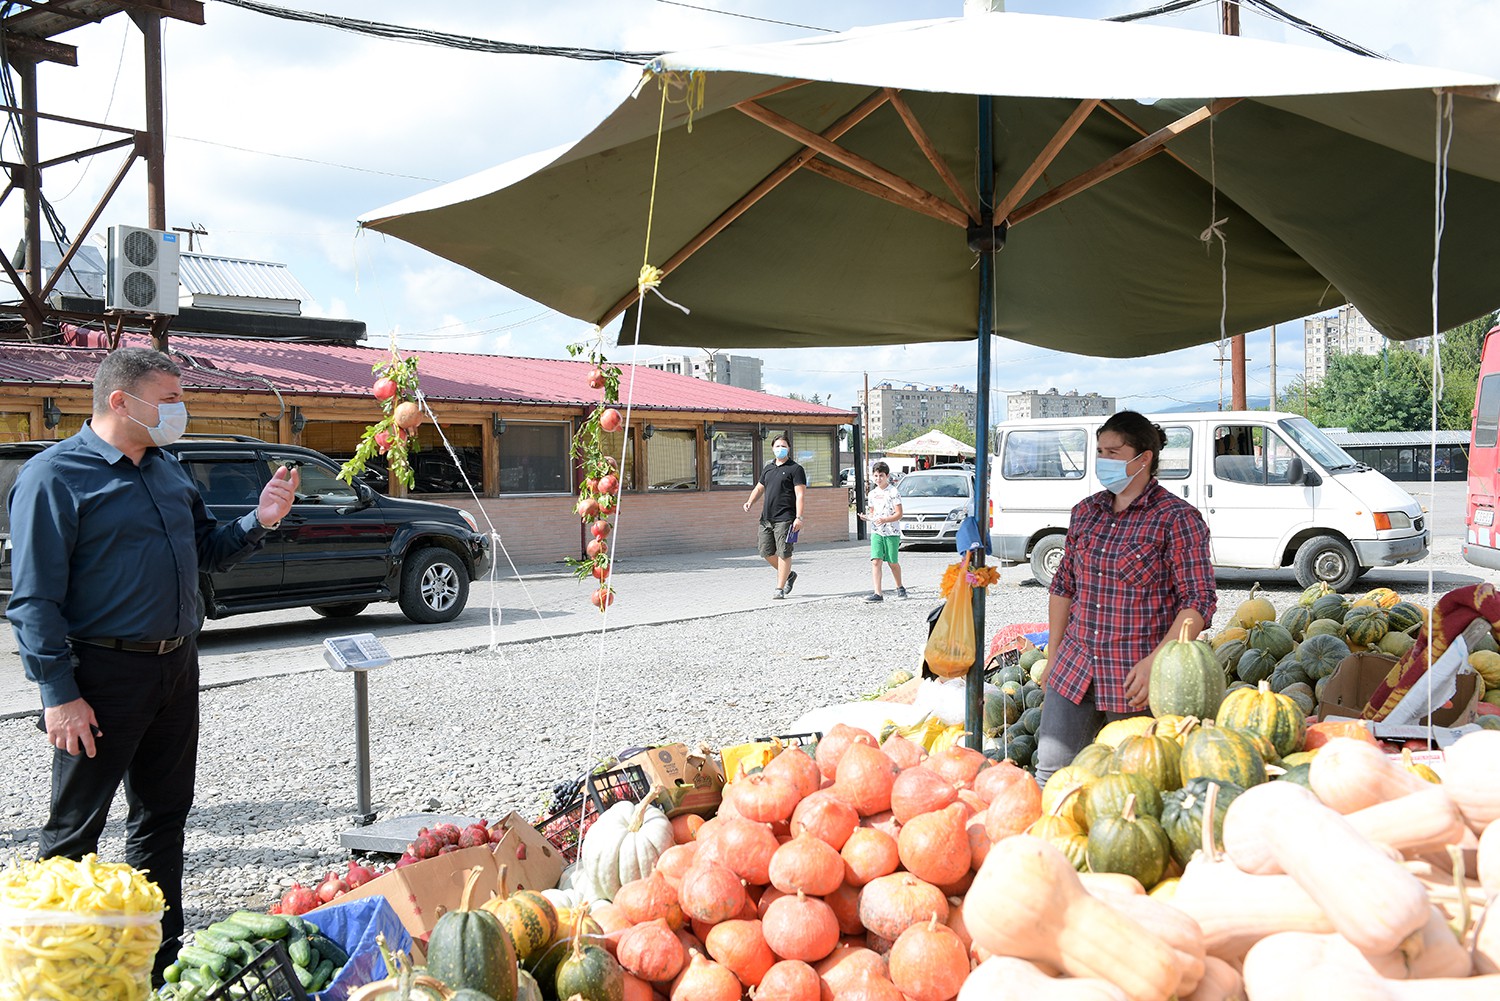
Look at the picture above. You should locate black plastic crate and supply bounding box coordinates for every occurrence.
[754,731,822,754]
[586,763,653,812]
[205,940,310,1001]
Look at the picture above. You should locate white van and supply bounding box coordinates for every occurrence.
[991,411,1429,591]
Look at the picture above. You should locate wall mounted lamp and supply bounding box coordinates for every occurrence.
[290,406,306,435]
[492,414,506,437]
[643,424,656,440]
[42,397,61,430]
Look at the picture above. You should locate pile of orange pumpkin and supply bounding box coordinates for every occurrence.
[558,721,1500,1001]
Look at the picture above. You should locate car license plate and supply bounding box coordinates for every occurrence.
[901,520,924,532]
[1477,508,1494,527]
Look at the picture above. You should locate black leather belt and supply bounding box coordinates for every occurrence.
[71,636,187,655]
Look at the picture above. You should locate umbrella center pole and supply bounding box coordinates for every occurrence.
[966,96,999,752]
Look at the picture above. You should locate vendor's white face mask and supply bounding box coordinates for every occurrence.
[124,392,189,447]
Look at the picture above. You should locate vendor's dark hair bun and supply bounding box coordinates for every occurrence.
[1098,410,1164,476]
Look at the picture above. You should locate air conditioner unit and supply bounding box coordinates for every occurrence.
[106,225,179,314]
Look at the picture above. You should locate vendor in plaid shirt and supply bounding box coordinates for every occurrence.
[1034,411,1216,785]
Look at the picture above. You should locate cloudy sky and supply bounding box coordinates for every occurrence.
[5,0,1498,415]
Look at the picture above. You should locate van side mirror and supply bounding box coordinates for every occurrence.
[1285,456,1304,484]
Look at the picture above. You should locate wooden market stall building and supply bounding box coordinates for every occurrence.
[0,325,854,565]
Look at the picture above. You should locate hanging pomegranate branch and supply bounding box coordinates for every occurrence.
[339,349,423,489]
[566,341,624,611]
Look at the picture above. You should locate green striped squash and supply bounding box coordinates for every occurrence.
[1179,723,1266,789]
[555,939,625,1001]
[1160,778,1243,867]
[1071,742,1117,777]
[1278,605,1314,642]
[1281,683,1316,718]
[1216,681,1307,758]
[1298,581,1335,607]
[1310,594,1349,623]
[1343,607,1390,647]
[1148,629,1226,720]
[1246,621,1296,660]
[1214,638,1248,676]
[1386,601,1425,635]
[1111,726,1185,794]
[1083,771,1163,827]
[1085,794,1170,889]
[1299,633,1350,681]
[1235,648,1278,686]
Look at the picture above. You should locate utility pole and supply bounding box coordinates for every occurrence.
[863,372,871,461]
[1269,322,1277,409]
[1221,0,1246,410]
[172,224,208,252]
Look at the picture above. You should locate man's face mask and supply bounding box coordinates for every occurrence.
[774,445,789,460]
[124,391,189,447]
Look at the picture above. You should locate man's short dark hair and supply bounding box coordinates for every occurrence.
[94,348,181,413]
[773,434,790,448]
[872,461,890,475]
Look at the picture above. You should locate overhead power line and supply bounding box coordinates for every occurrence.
[210,0,663,63]
[650,0,832,33]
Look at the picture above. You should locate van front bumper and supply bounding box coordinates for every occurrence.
[1352,532,1428,568]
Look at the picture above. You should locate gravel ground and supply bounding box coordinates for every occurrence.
[0,572,1419,930]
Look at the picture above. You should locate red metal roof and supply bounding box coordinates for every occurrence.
[2,330,851,419]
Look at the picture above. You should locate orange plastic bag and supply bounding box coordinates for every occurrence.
[925,553,977,679]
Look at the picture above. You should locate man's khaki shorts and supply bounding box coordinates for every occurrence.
[758,520,794,558]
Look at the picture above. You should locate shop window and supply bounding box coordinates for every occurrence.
[499,422,571,494]
[711,427,757,487]
[413,424,482,494]
[187,415,280,441]
[791,431,836,486]
[646,429,698,490]
[0,413,31,443]
[55,414,87,438]
[596,429,636,491]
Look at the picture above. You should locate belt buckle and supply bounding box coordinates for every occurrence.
[157,638,176,655]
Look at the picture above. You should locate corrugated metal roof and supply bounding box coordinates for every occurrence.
[178,253,313,303]
[1324,430,1469,446]
[0,334,852,418]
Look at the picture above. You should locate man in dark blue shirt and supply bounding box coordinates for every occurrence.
[8,347,297,980]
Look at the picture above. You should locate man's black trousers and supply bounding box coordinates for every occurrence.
[38,640,199,980]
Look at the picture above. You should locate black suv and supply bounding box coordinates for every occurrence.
[0,436,491,624]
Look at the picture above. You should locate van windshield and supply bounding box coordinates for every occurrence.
[1278,417,1361,471]
[899,474,971,499]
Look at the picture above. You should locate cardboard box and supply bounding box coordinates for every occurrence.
[616,743,725,817]
[311,813,564,945]
[1317,653,1482,731]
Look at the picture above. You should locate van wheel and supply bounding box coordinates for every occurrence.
[1030,534,1066,588]
[1293,535,1360,592]
[399,547,468,623]
[312,602,368,618]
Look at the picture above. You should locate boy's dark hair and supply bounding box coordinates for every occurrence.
[871,461,890,475]
[1098,410,1168,475]
[772,434,789,448]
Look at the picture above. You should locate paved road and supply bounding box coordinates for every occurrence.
[1,480,1486,719]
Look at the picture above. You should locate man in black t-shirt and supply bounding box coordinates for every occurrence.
[742,434,807,599]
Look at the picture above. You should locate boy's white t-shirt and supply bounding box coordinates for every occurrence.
[869,483,902,537]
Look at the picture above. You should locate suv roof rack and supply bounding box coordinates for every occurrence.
[179,433,269,443]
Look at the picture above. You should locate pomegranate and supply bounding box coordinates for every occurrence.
[395,852,419,869]
[585,478,600,494]
[316,872,349,904]
[585,539,606,559]
[280,883,319,916]
[438,845,460,855]
[346,859,379,889]
[393,401,423,429]
[598,408,623,433]
[590,587,614,609]
[576,497,601,519]
[372,377,398,402]
[586,368,607,390]
[591,561,611,581]
[602,455,618,470]
[458,821,491,849]
[432,823,462,846]
[408,832,440,860]
[598,494,617,514]
[488,825,507,845]
[598,473,619,496]
[590,520,612,540]
[373,430,393,453]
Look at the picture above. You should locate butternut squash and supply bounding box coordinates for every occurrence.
[1309,738,1427,814]
[1250,941,1500,1001]
[1479,809,1500,895]
[1088,885,1206,996]
[1076,872,1145,896]
[1347,786,1469,858]
[1166,782,1334,960]
[956,956,1128,1001]
[964,835,1181,1001]
[1181,955,1243,1001]
[1217,776,1429,954]
[1440,730,1500,833]
[1221,781,1318,874]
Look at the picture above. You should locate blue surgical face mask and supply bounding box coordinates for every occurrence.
[774,445,789,460]
[1097,452,1147,494]
[125,392,189,447]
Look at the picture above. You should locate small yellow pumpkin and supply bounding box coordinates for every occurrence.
[1096,716,1156,749]
[1231,583,1276,629]
[1210,627,1248,650]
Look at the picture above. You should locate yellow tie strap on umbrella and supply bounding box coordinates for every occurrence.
[638,262,690,315]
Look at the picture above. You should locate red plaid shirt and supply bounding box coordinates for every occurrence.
[1048,481,1216,713]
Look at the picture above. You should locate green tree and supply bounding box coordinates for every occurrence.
[1317,349,1433,432]
[1436,310,1496,430]
[932,413,977,447]
[1276,375,1324,424]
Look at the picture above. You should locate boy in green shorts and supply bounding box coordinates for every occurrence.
[857,461,907,602]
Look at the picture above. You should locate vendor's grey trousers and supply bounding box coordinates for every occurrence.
[1033,679,1148,787]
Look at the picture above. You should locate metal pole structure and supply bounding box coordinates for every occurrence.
[1222,0,1246,409]
[352,671,375,824]
[852,420,867,542]
[965,93,997,751]
[20,57,43,342]
[1269,323,1277,407]
[139,10,169,352]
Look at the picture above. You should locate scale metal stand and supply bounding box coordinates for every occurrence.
[324,634,485,853]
